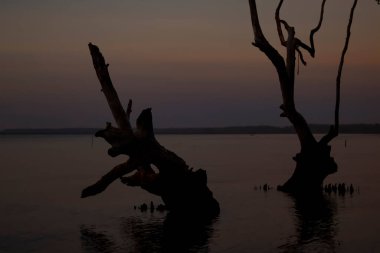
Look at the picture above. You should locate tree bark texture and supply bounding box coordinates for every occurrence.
[82,43,219,217]
[248,0,358,193]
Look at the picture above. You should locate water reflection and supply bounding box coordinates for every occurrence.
[279,193,338,252]
[80,213,217,253]
[80,225,118,253]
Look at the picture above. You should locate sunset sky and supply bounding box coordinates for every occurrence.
[0,0,379,129]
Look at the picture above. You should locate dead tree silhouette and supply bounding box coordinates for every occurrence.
[248,0,358,193]
[81,43,219,217]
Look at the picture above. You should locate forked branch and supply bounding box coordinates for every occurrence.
[275,0,327,61]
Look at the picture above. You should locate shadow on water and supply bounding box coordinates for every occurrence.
[279,193,339,253]
[80,213,217,253]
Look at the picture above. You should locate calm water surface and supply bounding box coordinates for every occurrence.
[0,134,379,252]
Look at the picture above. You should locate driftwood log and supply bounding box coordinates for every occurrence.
[81,43,219,217]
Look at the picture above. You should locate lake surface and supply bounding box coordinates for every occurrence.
[0,134,379,252]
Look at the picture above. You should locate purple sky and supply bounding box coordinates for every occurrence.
[0,0,379,129]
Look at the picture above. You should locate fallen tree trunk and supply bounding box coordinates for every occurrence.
[81,43,219,217]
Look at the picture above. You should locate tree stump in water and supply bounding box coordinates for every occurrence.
[278,143,337,194]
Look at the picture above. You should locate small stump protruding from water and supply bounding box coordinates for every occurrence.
[254,184,273,191]
[324,183,358,196]
[134,201,167,213]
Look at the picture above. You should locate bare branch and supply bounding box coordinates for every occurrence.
[320,0,358,145]
[81,160,138,198]
[309,0,327,57]
[295,39,312,55]
[280,20,291,31]
[249,0,268,45]
[334,0,358,132]
[275,0,286,46]
[88,43,133,134]
[249,0,287,80]
[294,0,327,58]
[296,48,307,66]
[286,26,296,86]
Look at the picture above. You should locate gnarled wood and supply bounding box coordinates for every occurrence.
[82,43,219,216]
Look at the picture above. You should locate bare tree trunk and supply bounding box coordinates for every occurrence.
[82,43,219,216]
[248,0,358,193]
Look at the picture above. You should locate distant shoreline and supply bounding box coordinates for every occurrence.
[1,124,380,135]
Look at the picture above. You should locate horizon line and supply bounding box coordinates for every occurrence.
[1,123,380,135]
